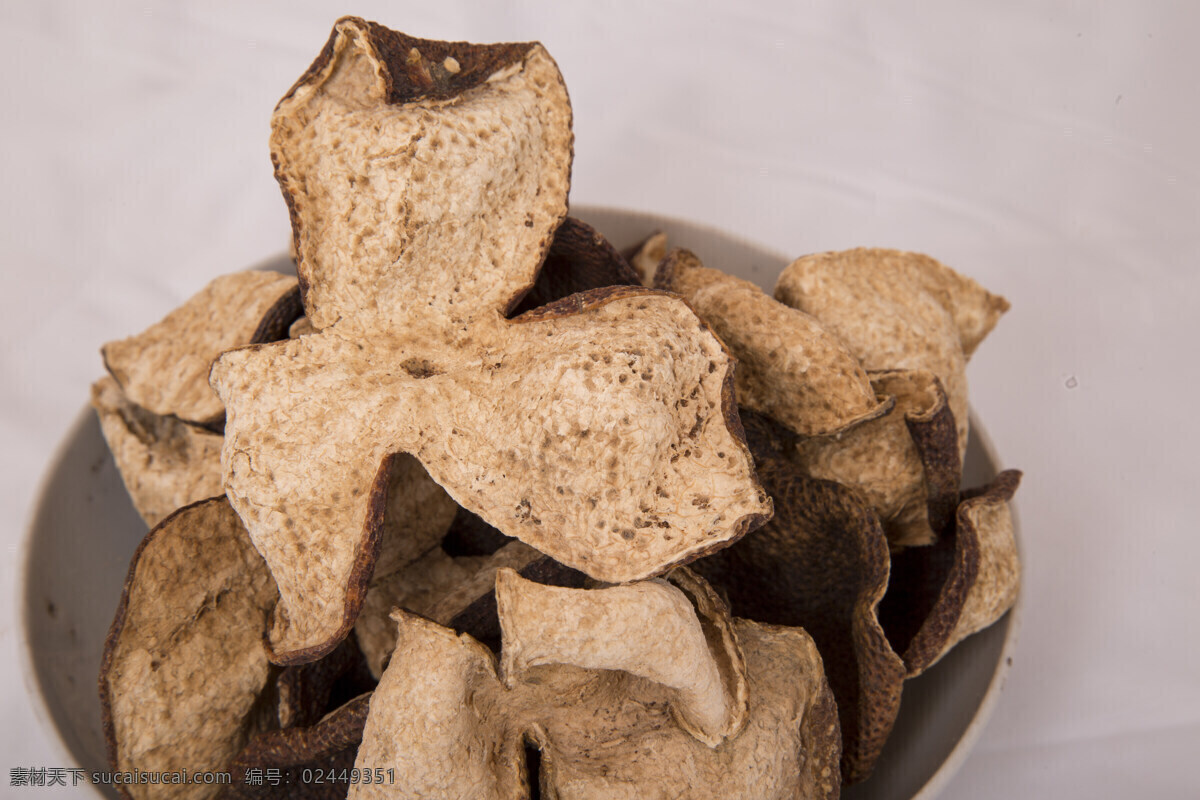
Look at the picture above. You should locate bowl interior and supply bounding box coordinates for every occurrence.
[22,205,1017,799]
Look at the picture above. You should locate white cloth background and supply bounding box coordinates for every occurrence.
[2,1,1197,797]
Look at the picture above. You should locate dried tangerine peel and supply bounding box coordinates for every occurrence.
[775,248,1007,458]
[655,248,891,438]
[216,20,768,663]
[225,693,372,800]
[520,618,839,800]
[501,574,839,800]
[99,497,278,800]
[355,574,838,798]
[796,369,957,548]
[90,376,223,527]
[495,568,746,745]
[508,216,641,316]
[694,409,904,784]
[350,611,525,800]
[949,472,1021,650]
[883,470,1022,676]
[271,17,572,334]
[212,289,769,660]
[101,270,300,427]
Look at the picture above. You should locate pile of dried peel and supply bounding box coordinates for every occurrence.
[94,17,1020,800]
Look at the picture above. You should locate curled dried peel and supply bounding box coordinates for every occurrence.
[694,409,904,784]
[796,369,958,548]
[881,470,1022,676]
[225,693,372,800]
[775,248,1006,458]
[99,497,278,800]
[523,618,840,800]
[101,270,300,427]
[656,248,891,438]
[496,568,746,746]
[91,376,223,527]
[507,572,838,798]
[355,574,839,799]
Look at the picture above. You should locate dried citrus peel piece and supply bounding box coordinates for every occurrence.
[271,17,572,334]
[90,376,223,527]
[212,287,769,662]
[775,248,1006,458]
[496,568,746,746]
[350,612,525,800]
[694,409,904,783]
[795,369,957,548]
[99,497,278,800]
[882,470,1022,676]
[519,617,841,800]
[655,248,891,438]
[101,270,300,428]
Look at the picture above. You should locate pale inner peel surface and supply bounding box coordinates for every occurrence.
[91,376,224,528]
[102,270,297,423]
[272,23,570,332]
[662,250,884,438]
[496,569,732,744]
[211,294,767,657]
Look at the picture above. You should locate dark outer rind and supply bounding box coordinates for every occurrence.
[507,216,641,317]
[265,454,395,666]
[219,693,372,800]
[275,17,532,113]
[276,632,376,730]
[251,285,306,347]
[449,556,589,652]
[875,375,960,662]
[884,470,1022,675]
[441,506,515,557]
[793,627,843,800]
[899,374,961,540]
[692,409,904,784]
[98,496,235,799]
